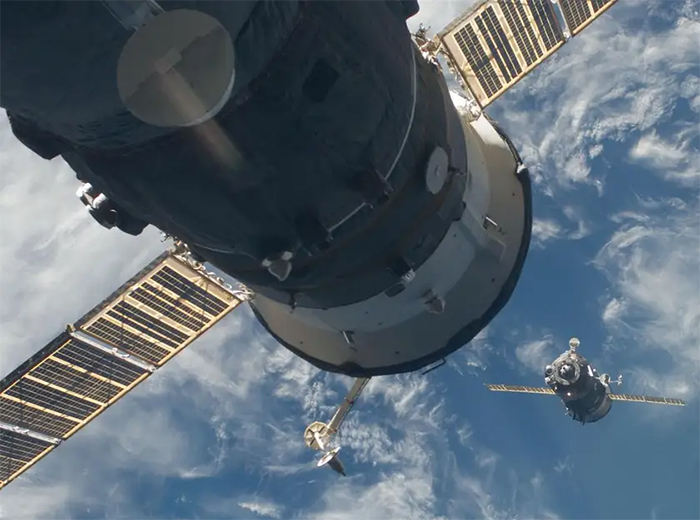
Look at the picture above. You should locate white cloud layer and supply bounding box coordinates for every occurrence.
[237,500,282,519]
[595,197,700,401]
[491,0,699,201]
[515,336,556,374]
[629,128,699,186]
[532,218,563,246]
[531,207,591,248]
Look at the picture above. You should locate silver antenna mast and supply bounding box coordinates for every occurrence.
[303,377,371,476]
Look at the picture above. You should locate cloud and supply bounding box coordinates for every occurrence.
[456,422,474,447]
[197,495,285,519]
[629,128,700,186]
[237,500,282,519]
[531,206,592,249]
[602,297,627,324]
[679,73,700,112]
[448,449,561,520]
[456,326,495,373]
[589,143,604,158]
[630,131,687,167]
[532,218,564,247]
[515,337,555,373]
[609,209,652,225]
[0,483,72,520]
[594,197,700,401]
[489,0,699,200]
[561,205,592,240]
[554,456,574,475]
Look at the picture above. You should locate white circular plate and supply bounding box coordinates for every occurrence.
[425,146,449,195]
[117,9,235,127]
[303,421,331,450]
[317,446,342,467]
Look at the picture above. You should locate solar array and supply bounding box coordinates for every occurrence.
[485,383,556,394]
[485,384,686,406]
[0,251,245,489]
[610,394,686,406]
[435,0,619,107]
[559,0,618,35]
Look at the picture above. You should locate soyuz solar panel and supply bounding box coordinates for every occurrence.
[485,385,686,407]
[485,384,555,394]
[610,394,686,406]
[0,252,244,488]
[435,0,618,107]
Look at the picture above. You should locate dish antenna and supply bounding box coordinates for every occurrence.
[303,377,371,476]
[317,447,346,476]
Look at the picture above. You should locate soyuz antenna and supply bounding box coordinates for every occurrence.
[1,0,624,486]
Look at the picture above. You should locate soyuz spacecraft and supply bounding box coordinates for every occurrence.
[0,0,628,486]
[487,338,686,425]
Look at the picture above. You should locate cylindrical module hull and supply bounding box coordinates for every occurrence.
[1,0,532,377]
[252,108,532,376]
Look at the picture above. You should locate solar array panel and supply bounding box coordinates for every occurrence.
[0,252,244,489]
[610,394,686,406]
[559,0,618,36]
[0,428,56,485]
[485,384,687,408]
[485,384,556,394]
[76,254,238,368]
[435,0,618,107]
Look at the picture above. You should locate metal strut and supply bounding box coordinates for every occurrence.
[421,358,446,376]
[304,377,371,452]
[303,376,371,476]
[328,377,371,433]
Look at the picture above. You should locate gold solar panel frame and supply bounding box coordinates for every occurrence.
[485,384,686,406]
[435,0,619,108]
[609,394,686,406]
[0,333,149,487]
[436,0,566,107]
[76,254,240,368]
[485,383,556,394]
[1,252,244,489]
[558,0,618,36]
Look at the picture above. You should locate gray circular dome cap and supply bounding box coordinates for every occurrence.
[117,9,235,128]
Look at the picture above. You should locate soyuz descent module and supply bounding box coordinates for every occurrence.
[0,0,630,485]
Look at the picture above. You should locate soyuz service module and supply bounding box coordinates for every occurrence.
[0,0,619,485]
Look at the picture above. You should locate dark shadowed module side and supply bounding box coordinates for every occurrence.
[0,0,532,376]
